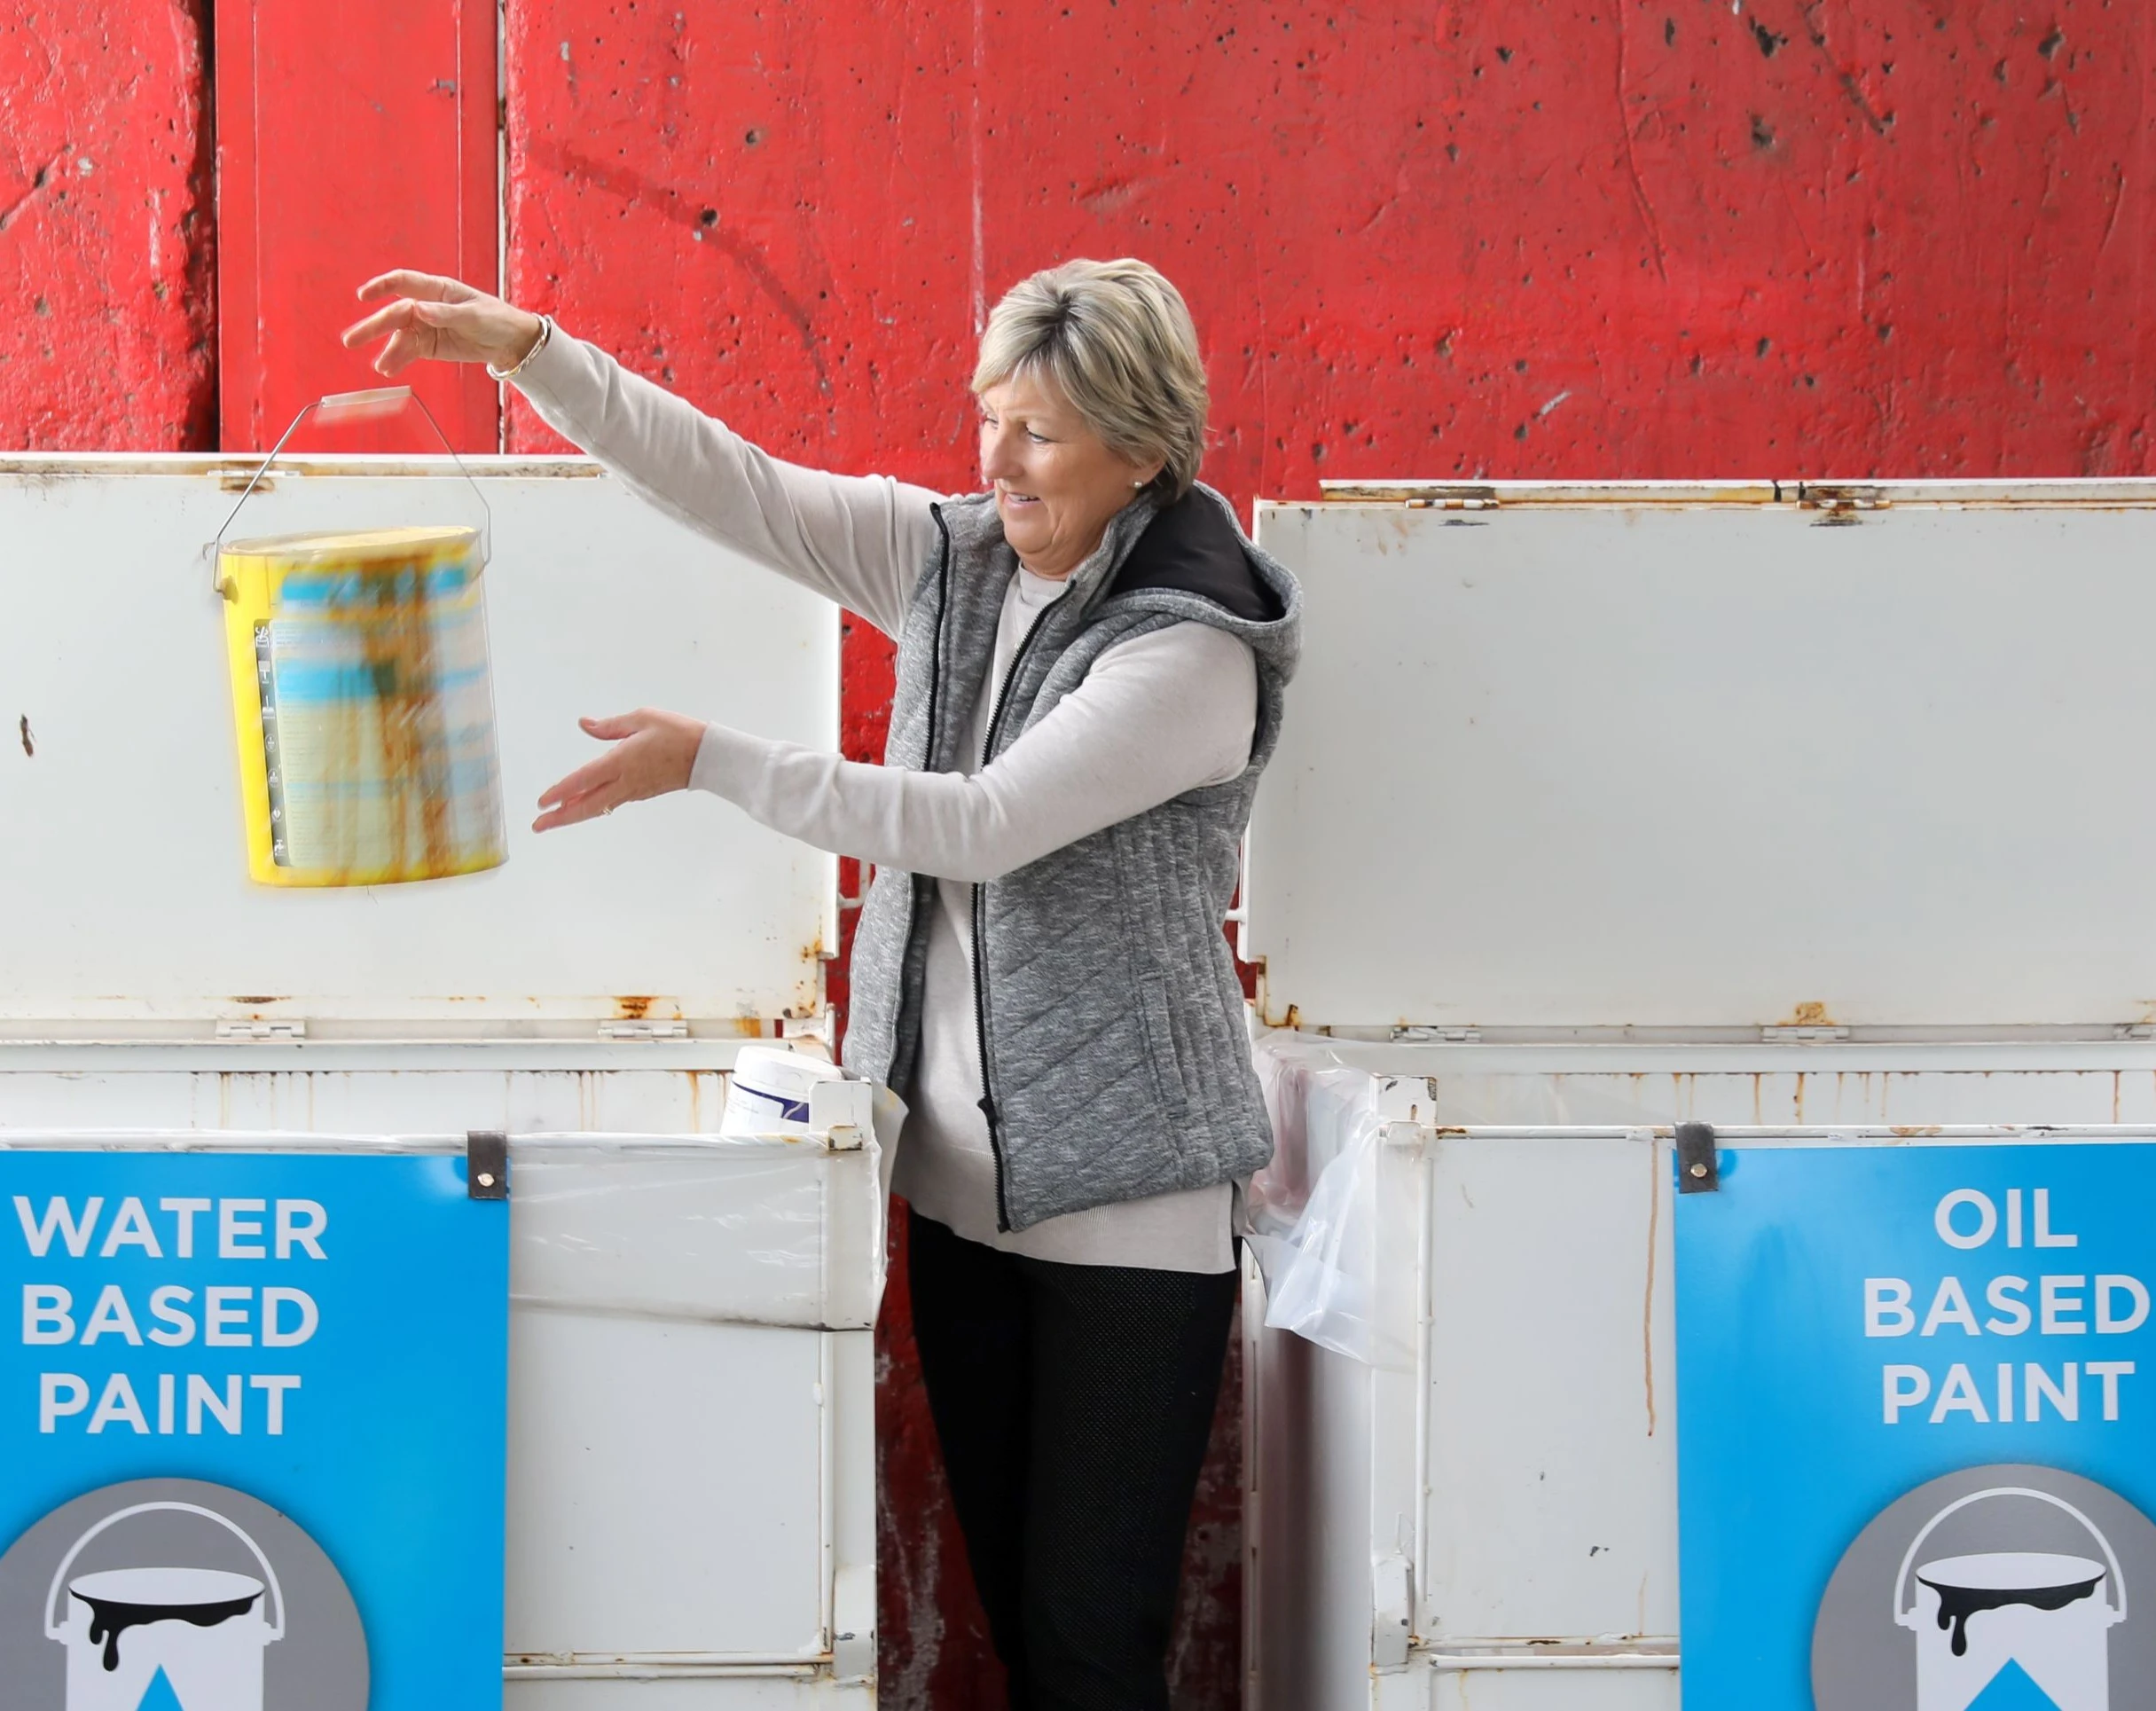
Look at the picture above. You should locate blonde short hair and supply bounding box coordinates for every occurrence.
[973,258,1209,502]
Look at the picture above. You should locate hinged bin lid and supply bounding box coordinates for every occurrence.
[0,459,836,1032]
[1246,481,2156,1033]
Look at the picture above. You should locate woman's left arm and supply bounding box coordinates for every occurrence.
[537,624,1257,872]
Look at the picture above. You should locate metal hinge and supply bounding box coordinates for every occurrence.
[215,1019,306,1041]
[1406,484,1498,512]
[1803,483,1886,524]
[1760,1024,1852,1044]
[1392,1025,1481,1043]
[597,1020,690,1041]
[2115,1024,2156,1042]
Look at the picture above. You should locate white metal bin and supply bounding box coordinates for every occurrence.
[1237,481,2156,1710]
[0,457,874,1705]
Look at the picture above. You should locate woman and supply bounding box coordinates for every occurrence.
[345,258,1300,1711]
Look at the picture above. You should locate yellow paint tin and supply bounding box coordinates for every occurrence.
[217,524,508,887]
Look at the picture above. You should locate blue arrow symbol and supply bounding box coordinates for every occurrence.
[1966,1659,2065,1711]
[134,1666,186,1711]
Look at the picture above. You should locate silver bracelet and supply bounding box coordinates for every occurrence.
[489,314,554,382]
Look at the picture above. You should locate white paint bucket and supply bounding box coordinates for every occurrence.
[1895,1488,2128,1711]
[46,1502,285,1711]
[721,1045,845,1137]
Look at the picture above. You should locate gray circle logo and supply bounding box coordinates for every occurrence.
[0,1479,367,1710]
[1813,1464,2156,1711]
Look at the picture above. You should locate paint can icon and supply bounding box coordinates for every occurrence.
[44,1501,286,1711]
[1894,1487,2129,1710]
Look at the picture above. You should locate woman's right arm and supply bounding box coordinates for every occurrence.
[343,271,937,638]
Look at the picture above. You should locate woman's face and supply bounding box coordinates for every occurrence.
[978,368,1161,580]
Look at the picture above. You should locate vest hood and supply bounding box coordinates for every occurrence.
[935,480,1302,695]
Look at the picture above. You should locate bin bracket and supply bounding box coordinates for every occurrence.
[466,1131,509,1200]
[1676,1122,1720,1194]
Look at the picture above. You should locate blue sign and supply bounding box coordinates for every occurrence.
[0,1149,507,1710]
[1677,1142,2156,1711]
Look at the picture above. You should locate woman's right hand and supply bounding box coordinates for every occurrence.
[342,271,545,377]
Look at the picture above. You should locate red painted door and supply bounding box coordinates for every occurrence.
[216,0,498,452]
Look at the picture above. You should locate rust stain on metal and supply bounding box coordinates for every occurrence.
[229,995,286,1007]
[1889,1125,1944,1137]
[1282,1004,1302,1030]
[1782,1000,1836,1027]
[614,994,655,1020]
[17,716,31,757]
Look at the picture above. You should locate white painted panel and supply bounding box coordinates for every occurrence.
[505,1314,826,1655]
[0,1041,768,1135]
[1422,1134,1677,1644]
[1249,489,2156,1030]
[1256,1034,2156,1134]
[0,459,837,1025]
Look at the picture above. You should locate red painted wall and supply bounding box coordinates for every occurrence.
[216,0,498,451]
[0,0,215,448]
[12,0,2156,1703]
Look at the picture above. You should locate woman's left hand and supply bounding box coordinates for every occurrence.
[534,710,705,831]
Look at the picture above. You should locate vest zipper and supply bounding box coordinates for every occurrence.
[923,507,952,770]
[974,598,1057,1233]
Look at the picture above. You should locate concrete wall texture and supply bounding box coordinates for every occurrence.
[8,0,2154,1703]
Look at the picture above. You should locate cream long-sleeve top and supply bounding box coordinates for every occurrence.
[513,329,1252,1272]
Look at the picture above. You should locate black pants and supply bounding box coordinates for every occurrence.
[906,1207,1240,1711]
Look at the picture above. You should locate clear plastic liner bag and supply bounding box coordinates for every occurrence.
[1250,1103,1406,1366]
[1244,1038,1411,1367]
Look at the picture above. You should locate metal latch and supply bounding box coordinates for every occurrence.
[1802,483,1886,525]
[466,1131,509,1200]
[215,1020,307,1041]
[1760,1024,1852,1044]
[1676,1122,1721,1194]
[597,1020,690,1040]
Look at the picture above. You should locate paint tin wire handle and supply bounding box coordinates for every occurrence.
[1892,1487,2127,1628]
[205,385,492,596]
[45,1501,288,1642]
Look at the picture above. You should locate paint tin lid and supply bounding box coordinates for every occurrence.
[70,1567,265,1609]
[1917,1552,2105,1594]
[223,524,479,563]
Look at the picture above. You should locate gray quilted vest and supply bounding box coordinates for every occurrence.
[843,482,1302,1231]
